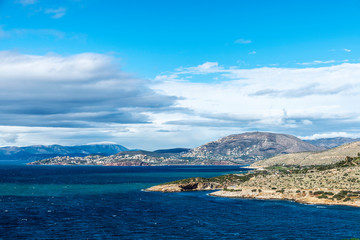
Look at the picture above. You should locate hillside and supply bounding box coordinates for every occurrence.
[0,144,128,161]
[182,132,324,164]
[251,141,360,168]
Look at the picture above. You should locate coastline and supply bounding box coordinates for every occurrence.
[27,162,247,167]
[147,184,360,207]
[210,187,360,208]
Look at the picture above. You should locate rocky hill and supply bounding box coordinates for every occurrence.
[0,144,128,161]
[251,141,360,168]
[304,137,360,149]
[29,132,324,166]
[181,132,324,164]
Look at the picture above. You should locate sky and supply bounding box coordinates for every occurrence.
[1,0,360,150]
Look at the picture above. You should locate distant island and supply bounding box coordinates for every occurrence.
[147,141,360,207]
[28,132,325,166]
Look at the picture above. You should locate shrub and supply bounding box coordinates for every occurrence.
[317,194,328,199]
[333,191,348,200]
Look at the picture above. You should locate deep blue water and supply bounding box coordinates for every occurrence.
[0,164,360,239]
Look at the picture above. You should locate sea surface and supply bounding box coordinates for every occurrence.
[0,163,360,239]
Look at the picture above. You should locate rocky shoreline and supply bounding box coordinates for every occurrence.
[209,187,360,208]
[146,180,223,192]
[146,155,360,208]
[147,184,360,207]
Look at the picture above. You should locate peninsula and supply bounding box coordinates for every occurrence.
[147,153,360,207]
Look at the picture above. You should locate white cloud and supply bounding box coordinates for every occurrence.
[0,27,8,38]
[297,60,336,65]
[301,120,313,125]
[0,51,181,149]
[0,51,175,127]
[153,62,360,140]
[3,54,360,149]
[17,0,37,6]
[344,49,352,52]
[0,27,86,43]
[300,132,360,140]
[0,27,66,39]
[248,51,256,55]
[45,7,67,19]
[234,38,252,44]
[176,62,224,75]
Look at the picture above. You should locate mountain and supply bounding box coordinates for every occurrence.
[251,141,360,168]
[304,137,360,149]
[181,132,324,164]
[0,144,128,161]
[29,132,324,166]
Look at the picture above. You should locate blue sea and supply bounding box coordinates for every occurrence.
[0,163,360,239]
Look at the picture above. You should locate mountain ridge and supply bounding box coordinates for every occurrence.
[304,137,360,149]
[0,144,128,161]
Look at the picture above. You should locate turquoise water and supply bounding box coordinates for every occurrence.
[0,164,359,239]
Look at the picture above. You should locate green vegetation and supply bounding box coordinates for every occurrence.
[154,154,360,207]
[317,194,328,199]
[163,154,360,191]
[163,171,270,186]
[330,190,360,201]
[223,188,242,192]
[267,154,360,173]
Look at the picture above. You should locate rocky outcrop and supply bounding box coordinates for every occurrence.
[146,182,223,192]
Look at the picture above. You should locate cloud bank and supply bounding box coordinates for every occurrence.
[1,53,360,149]
[154,62,360,141]
[0,51,175,128]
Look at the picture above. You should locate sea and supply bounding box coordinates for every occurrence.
[0,162,360,239]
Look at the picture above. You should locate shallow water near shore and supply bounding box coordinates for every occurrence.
[0,164,359,239]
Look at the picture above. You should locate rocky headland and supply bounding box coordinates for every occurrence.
[147,154,360,207]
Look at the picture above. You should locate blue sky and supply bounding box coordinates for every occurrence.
[1,0,360,149]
